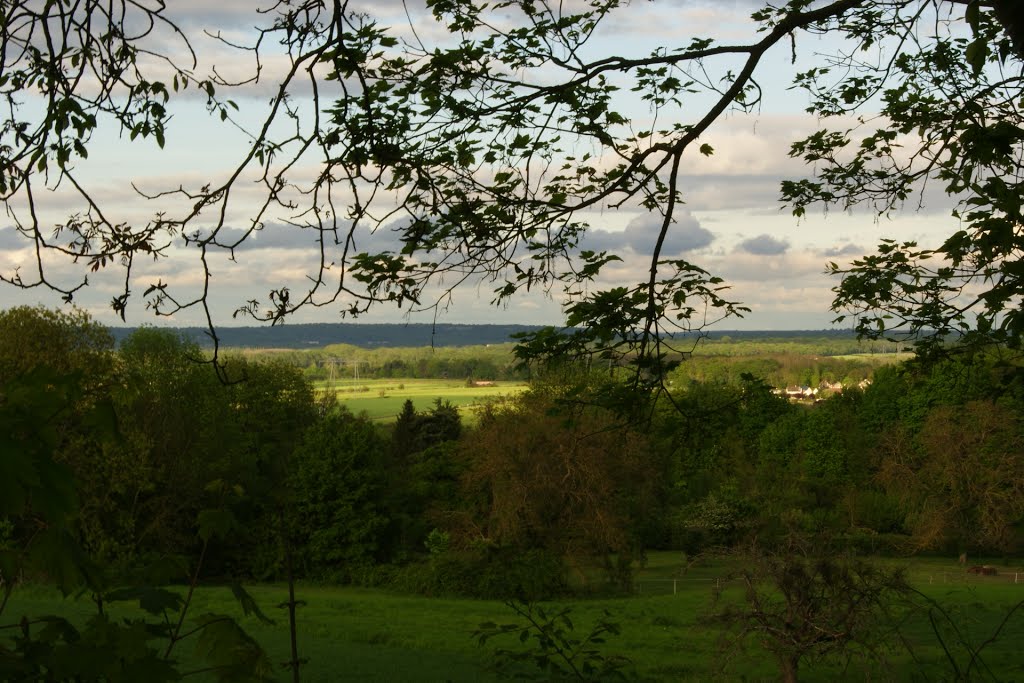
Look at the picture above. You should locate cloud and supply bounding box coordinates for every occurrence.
[821,243,865,258]
[585,210,714,255]
[736,234,790,255]
[596,0,757,42]
[207,223,336,252]
[0,227,28,251]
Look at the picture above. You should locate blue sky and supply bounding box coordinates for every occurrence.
[0,0,962,330]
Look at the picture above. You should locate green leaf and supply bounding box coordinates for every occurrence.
[27,527,92,595]
[965,39,987,75]
[105,586,184,616]
[229,583,275,625]
[193,613,275,682]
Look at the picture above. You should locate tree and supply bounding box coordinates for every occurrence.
[384,399,465,559]
[0,328,281,682]
[2,2,1022,369]
[454,388,656,582]
[786,3,1024,352]
[0,306,122,559]
[0,306,113,386]
[288,406,389,577]
[93,328,216,562]
[712,552,909,683]
[879,399,1024,554]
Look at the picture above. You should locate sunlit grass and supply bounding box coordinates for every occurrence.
[6,553,1023,681]
[314,378,529,423]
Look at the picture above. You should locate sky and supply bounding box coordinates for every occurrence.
[0,0,964,331]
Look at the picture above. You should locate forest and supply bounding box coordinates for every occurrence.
[3,305,1023,680]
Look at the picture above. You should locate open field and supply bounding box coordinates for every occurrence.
[826,351,916,363]
[6,553,1023,682]
[316,378,529,422]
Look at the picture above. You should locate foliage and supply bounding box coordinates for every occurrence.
[475,600,632,681]
[879,399,1024,554]
[382,399,466,561]
[288,406,389,578]
[391,398,463,459]
[0,306,114,384]
[87,327,215,563]
[0,363,277,682]
[396,547,569,601]
[711,552,910,683]
[85,327,319,577]
[454,387,656,583]
[781,2,1024,351]
[0,367,105,593]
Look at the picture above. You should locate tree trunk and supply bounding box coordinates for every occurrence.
[779,654,800,683]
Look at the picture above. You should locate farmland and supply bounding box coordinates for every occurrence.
[318,378,529,422]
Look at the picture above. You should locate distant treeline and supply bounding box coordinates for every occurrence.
[673,353,898,389]
[220,336,906,386]
[107,322,549,349]
[233,343,531,382]
[691,332,909,358]
[105,322,883,352]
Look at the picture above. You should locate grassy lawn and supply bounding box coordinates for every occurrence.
[317,378,528,423]
[5,553,1023,681]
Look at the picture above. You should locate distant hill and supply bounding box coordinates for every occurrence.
[107,323,550,349]
[107,323,858,350]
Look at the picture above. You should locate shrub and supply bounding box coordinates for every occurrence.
[393,547,568,600]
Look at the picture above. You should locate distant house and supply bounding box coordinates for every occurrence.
[783,385,817,400]
[818,380,843,394]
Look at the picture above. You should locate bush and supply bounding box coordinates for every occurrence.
[392,547,568,600]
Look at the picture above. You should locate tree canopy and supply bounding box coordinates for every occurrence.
[2,0,1021,367]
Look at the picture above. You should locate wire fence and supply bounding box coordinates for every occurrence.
[911,571,1024,586]
[634,578,729,596]
[634,570,1024,596]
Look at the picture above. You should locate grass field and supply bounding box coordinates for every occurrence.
[5,553,1023,681]
[827,352,916,364]
[317,378,529,423]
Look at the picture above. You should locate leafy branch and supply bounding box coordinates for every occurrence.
[475,599,632,681]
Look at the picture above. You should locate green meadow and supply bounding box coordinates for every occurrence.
[318,378,529,422]
[7,553,1022,682]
